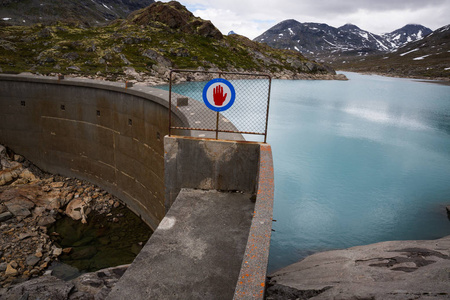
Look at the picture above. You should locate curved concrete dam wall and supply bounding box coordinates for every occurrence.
[0,74,275,298]
[0,74,188,230]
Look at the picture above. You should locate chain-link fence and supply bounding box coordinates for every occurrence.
[168,70,272,142]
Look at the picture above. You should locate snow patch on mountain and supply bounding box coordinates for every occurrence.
[359,32,368,40]
[400,48,420,56]
[413,54,432,60]
[254,21,433,57]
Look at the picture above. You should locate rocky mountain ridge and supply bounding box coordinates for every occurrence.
[331,24,450,80]
[0,0,155,26]
[254,19,449,79]
[254,20,432,58]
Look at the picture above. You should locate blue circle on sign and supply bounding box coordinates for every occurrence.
[202,78,236,112]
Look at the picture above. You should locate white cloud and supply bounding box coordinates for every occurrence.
[160,0,450,39]
[192,8,276,38]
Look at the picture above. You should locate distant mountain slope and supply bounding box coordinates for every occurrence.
[0,0,155,26]
[333,25,450,79]
[254,20,431,57]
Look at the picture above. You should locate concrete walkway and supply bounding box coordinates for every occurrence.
[108,188,255,299]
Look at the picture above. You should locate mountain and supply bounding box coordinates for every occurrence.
[127,1,222,39]
[331,25,450,79]
[0,1,341,82]
[0,0,155,26]
[383,24,432,49]
[254,20,432,58]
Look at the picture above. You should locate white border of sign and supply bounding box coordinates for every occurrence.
[202,78,236,112]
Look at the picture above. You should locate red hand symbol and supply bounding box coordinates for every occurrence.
[213,84,227,106]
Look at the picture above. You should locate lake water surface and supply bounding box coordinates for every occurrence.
[267,72,450,272]
[159,72,450,273]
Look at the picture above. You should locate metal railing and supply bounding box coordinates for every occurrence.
[168,69,272,142]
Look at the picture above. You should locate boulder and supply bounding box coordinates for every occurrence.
[0,275,74,300]
[0,211,13,222]
[25,255,41,267]
[17,232,38,240]
[50,181,64,189]
[0,144,5,156]
[71,264,129,299]
[39,191,62,210]
[124,67,142,81]
[62,52,79,61]
[267,235,450,300]
[33,206,46,217]
[119,54,131,65]
[195,19,223,39]
[4,196,35,217]
[1,184,42,205]
[38,27,53,38]
[5,264,19,277]
[52,247,63,257]
[65,198,88,223]
[37,215,56,226]
[0,165,22,186]
[67,65,81,71]
[143,49,172,66]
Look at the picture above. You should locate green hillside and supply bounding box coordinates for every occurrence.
[0,1,338,82]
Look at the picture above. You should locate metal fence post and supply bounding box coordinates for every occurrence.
[168,70,173,137]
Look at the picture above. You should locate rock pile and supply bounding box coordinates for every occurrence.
[0,264,129,300]
[0,144,125,290]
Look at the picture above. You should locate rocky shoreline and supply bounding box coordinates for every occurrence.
[0,144,145,298]
[24,65,348,88]
[266,235,450,299]
[338,69,450,85]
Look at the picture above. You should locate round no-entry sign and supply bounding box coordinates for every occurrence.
[202,78,236,112]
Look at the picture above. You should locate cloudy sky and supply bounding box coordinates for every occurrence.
[161,0,450,39]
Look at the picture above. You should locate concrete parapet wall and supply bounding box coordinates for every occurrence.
[164,136,261,208]
[0,74,188,230]
[234,144,274,299]
[162,136,274,299]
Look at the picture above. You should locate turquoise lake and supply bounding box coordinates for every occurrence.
[160,72,450,273]
[267,72,450,272]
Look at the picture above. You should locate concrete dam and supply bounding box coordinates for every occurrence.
[0,74,274,299]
